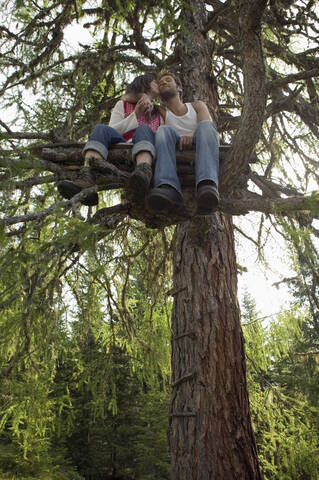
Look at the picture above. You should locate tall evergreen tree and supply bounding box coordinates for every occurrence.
[1,0,319,478]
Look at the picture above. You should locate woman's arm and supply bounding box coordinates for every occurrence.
[109,97,156,135]
[109,100,139,135]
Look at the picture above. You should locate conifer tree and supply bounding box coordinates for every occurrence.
[1,0,319,478]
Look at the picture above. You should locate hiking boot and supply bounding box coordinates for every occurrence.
[129,162,152,201]
[57,167,98,206]
[147,185,184,213]
[196,182,219,215]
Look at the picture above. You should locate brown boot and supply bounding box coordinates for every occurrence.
[57,167,98,206]
[129,162,153,201]
[196,181,219,215]
[147,185,185,213]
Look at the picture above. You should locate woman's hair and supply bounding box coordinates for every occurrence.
[125,74,155,95]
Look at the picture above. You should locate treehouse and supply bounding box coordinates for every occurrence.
[31,141,257,229]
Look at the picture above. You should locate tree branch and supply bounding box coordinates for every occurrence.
[220,0,267,191]
[220,193,318,217]
[0,174,58,190]
[267,68,319,91]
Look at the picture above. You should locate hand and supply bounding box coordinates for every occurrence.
[179,132,194,151]
[143,99,153,121]
[134,94,153,118]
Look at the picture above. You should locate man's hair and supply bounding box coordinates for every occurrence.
[125,74,155,95]
[157,70,182,89]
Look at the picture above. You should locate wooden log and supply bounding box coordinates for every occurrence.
[39,143,237,167]
[36,143,253,203]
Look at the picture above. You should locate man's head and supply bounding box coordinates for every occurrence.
[157,70,182,101]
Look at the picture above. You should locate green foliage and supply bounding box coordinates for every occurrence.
[242,292,319,480]
[304,191,319,215]
[0,211,172,478]
[61,341,170,479]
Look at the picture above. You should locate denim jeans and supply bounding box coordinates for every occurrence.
[82,124,156,162]
[154,120,219,193]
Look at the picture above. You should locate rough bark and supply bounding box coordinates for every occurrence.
[170,214,261,479]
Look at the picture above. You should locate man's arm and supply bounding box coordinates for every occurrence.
[179,101,213,150]
[193,100,212,122]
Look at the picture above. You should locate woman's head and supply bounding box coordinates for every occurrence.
[125,74,158,97]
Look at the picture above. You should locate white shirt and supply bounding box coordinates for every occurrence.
[164,103,198,135]
[109,100,139,135]
[109,100,164,139]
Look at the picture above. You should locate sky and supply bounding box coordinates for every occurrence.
[236,216,294,318]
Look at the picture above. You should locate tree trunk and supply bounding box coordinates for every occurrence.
[166,1,267,477]
[170,214,261,479]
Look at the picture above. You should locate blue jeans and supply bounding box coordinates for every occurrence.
[154,120,219,192]
[83,124,156,162]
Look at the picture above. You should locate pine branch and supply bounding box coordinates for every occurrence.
[0,174,58,190]
[1,187,98,227]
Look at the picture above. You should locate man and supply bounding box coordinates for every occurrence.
[148,71,220,215]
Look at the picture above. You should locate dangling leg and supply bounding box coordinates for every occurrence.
[130,125,156,201]
[147,125,184,212]
[194,120,220,215]
[82,124,125,163]
[57,125,125,206]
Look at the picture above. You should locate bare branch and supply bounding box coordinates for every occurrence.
[220,193,319,217]
[267,68,319,91]
[234,225,259,247]
[221,0,267,191]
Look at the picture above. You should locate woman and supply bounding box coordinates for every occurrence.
[58,74,162,205]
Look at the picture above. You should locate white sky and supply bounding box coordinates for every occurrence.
[235,216,294,318]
